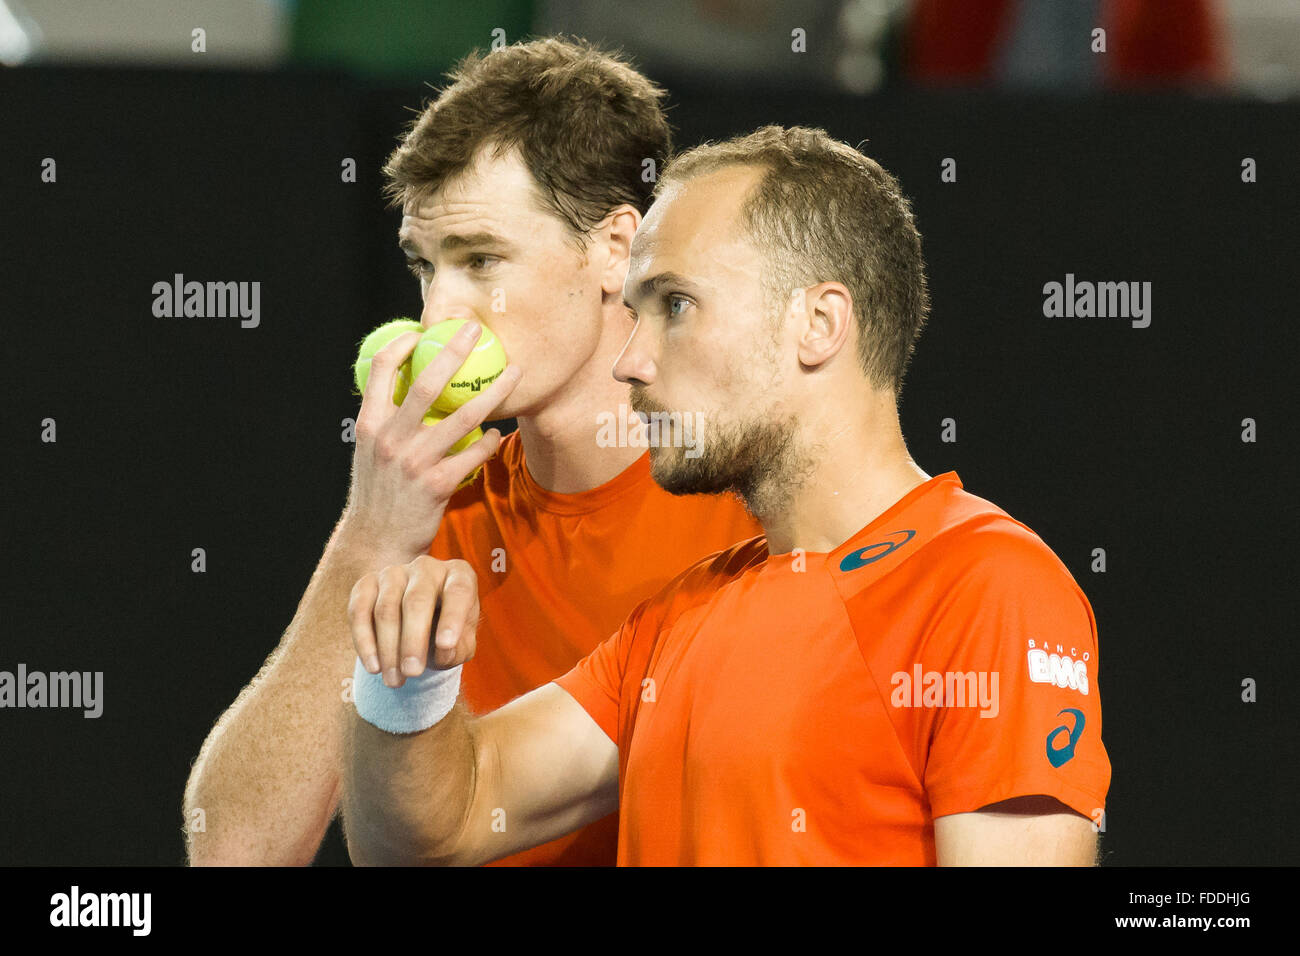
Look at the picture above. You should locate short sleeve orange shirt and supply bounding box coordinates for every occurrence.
[553,471,1111,865]
[427,430,763,865]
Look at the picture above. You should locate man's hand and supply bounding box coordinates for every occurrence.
[349,555,479,687]
[341,321,521,560]
[341,554,619,866]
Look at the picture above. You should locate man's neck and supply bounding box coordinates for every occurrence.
[759,398,931,556]
[515,358,647,495]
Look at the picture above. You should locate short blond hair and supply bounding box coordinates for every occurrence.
[659,126,931,398]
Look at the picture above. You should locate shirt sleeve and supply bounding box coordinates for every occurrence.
[920,530,1112,823]
[552,541,760,749]
[552,596,654,746]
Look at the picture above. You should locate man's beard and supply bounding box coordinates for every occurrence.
[633,394,810,519]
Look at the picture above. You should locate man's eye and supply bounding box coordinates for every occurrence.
[468,254,498,270]
[405,258,431,277]
[667,295,691,318]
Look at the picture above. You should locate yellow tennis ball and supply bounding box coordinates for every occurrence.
[449,425,484,455]
[423,412,487,490]
[354,318,423,404]
[411,319,508,414]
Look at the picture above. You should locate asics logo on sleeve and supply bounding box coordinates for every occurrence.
[839,530,916,571]
[1046,708,1086,767]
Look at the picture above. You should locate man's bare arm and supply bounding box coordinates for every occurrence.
[340,556,618,866]
[934,795,1100,865]
[182,327,518,865]
[182,521,411,865]
[343,683,618,866]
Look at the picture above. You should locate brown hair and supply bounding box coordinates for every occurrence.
[658,125,931,398]
[381,36,673,252]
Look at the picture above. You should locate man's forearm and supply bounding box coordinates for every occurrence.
[183,519,410,865]
[341,699,480,866]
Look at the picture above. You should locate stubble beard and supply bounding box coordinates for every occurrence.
[644,404,814,522]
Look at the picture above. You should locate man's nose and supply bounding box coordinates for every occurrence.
[612,318,657,387]
[420,277,478,329]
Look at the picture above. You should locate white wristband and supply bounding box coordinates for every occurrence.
[352,657,462,734]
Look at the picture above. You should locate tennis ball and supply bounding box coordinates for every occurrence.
[449,425,485,455]
[410,319,508,415]
[354,318,423,404]
[424,412,487,490]
[453,432,487,490]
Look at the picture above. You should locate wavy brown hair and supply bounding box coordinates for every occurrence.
[381,36,673,253]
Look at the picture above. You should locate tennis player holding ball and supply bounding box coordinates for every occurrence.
[353,316,506,486]
[183,38,761,866]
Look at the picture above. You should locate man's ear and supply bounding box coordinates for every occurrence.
[796,281,854,369]
[600,205,641,296]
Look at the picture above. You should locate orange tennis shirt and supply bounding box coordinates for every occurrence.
[427,429,762,866]
[553,471,1112,864]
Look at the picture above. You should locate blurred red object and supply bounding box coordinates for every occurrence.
[1102,0,1229,87]
[906,0,1015,80]
[906,0,1229,87]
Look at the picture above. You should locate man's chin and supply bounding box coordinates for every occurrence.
[648,446,729,497]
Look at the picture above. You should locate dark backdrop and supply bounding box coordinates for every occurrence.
[2,64,1295,865]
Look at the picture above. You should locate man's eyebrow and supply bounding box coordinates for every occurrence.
[398,231,514,255]
[441,231,514,252]
[625,271,700,307]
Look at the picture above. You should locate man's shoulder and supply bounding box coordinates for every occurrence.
[909,493,1095,654]
[626,533,769,633]
[832,481,1085,633]
[897,480,1076,589]
[935,503,1076,594]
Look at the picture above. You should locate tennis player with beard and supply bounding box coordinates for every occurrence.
[183,38,761,867]
[342,125,1111,866]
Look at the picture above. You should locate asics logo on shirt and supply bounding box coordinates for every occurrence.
[1046,708,1086,767]
[839,530,916,571]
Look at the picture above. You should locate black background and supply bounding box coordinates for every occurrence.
[2,63,1295,866]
